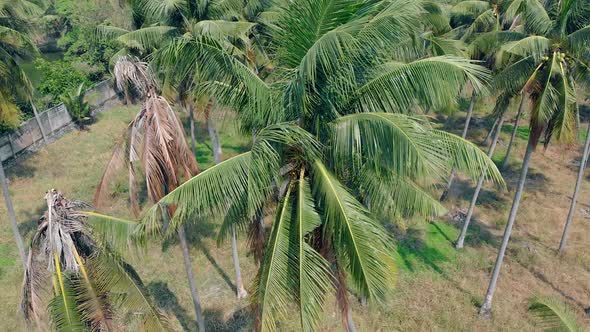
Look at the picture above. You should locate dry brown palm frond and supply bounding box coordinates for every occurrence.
[113,55,156,101]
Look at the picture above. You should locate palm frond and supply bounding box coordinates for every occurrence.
[332,113,504,185]
[567,25,590,55]
[253,182,295,332]
[117,26,178,51]
[49,253,85,332]
[528,296,584,332]
[294,169,334,332]
[496,35,551,64]
[351,56,490,113]
[88,250,170,331]
[311,160,396,301]
[522,0,553,35]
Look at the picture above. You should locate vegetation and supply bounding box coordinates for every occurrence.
[0,0,589,331]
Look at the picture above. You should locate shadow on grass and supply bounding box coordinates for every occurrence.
[162,221,237,294]
[204,307,250,332]
[148,281,251,332]
[18,203,47,239]
[394,222,482,306]
[148,281,195,332]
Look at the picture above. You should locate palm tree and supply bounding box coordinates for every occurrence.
[500,92,526,169]
[94,56,207,331]
[0,0,44,267]
[98,4,267,296]
[439,0,507,201]
[20,189,168,330]
[479,0,590,317]
[61,83,92,129]
[456,94,510,249]
[559,120,590,253]
[144,1,504,330]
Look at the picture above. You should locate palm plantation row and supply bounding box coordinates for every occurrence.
[1,0,589,330]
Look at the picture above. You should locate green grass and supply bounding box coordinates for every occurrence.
[501,124,530,141]
[395,222,459,273]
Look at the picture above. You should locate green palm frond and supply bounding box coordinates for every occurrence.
[311,160,396,301]
[467,31,526,60]
[253,182,295,332]
[94,25,130,42]
[450,1,490,19]
[567,25,590,55]
[522,0,553,35]
[496,35,551,64]
[117,26,178,51]
[137,0,186,24]
[528,296,584,332]
[493,56,538,94]
[351,56,490,113]
[332,113,504,185]
[294,169,334,332]
[48,272,85,332]
[88,250,170,331]
[358,167,446,219]
[84,212,141,251]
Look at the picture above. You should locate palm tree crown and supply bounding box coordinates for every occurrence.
[137,1,505,331]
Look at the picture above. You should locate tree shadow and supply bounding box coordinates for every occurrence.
[162,221,237,294]
[394,223,482,306]
[18,203,47,238]
[204,307,250,332]
[6,162,36,178]
[147,281,195,332]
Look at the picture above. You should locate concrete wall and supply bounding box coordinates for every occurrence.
[0,80,117,162]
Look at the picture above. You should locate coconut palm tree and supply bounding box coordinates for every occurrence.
[141,1,504,330]
[439,0,507,201]
[20,189,168,331]
[97,3,269,295]
[61,83,92,129]
[0,0,45,267]
[94,56,207,331]
[478,0,590,317]
[559,120,590,253]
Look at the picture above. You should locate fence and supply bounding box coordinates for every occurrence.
[0,80,117,163]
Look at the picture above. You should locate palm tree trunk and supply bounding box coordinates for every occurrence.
[0,161,26,268]
[188,104,197,158]
[456,115,506,249]
[30,97,48,144]
[480,138,535,318]
[482,116,500,147]
[205,102,245,298]
[558,121,590,253]
[440,94,477,202]
[501,94,526,170]
[205,101,222,164]
[177,225,206,331]
[231,225,248,299]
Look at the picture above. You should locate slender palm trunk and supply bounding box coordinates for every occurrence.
[558,122,590,253]
[205,101,222,164]
[345,307,357,332]
[178,225,206,331]
[480,138,535,318]
[231,225,248,298]
[440,94,477,202]
[205,101,246,298]
[30,97,48,144]
[0,162,26,268]
[456,115,506,249]
[501,94,526,170]
[482,116,500,147]
[188,104,197,158]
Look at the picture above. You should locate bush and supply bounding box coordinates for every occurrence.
[35,59,91,107]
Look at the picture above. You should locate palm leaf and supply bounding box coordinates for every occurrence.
[350,56,490,113]
[253,181,295,332]
[117,26,178,51]
[311,160,396,301]
[293,169,334,332]
[528,296,584,332]
[49,253,85,332]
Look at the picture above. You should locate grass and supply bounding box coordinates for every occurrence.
[1,99,590,330]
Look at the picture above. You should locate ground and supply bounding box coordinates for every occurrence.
[0,99,589,331]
